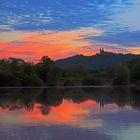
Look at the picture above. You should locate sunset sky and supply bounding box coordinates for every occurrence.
[0,0,140,61]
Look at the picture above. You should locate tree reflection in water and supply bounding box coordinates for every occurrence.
[0,87,139,115]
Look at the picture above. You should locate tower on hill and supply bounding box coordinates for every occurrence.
[100,48,105,54]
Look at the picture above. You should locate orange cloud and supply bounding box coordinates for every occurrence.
[0,28,102,61]
[128,47,140,54]
[0,28,139,61]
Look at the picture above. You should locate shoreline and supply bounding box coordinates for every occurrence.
[0,84,138,89]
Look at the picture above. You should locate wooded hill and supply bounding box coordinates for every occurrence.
[56,52,140,69]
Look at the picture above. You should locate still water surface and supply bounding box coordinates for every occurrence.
[0,87,140,140]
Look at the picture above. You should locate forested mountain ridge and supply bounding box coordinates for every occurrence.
[56,52,140,69]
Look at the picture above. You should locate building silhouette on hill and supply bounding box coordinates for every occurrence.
[99,48,113,54]
[100,48,105,54]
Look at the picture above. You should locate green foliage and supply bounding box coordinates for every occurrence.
[41,56,54,64]
[0,58,42,86]
[132,63,140,81]
[63,64,88,78]
[0,70,14,86]
[64,78,76,86]
[19,63,43,86]
[47,66,62,86]
[112,65,130,85]
[82,74,104,85]
[130,58,140,83]
[0,55,139,87]
[0,58,23,86]
[36,56,62,86]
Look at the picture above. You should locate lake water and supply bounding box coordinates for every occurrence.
[0,87,140,140]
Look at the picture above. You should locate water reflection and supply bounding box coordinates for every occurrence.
[0,87,140,140]
[0,87,140,113]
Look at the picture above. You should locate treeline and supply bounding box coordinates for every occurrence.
[0,56,139,86]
